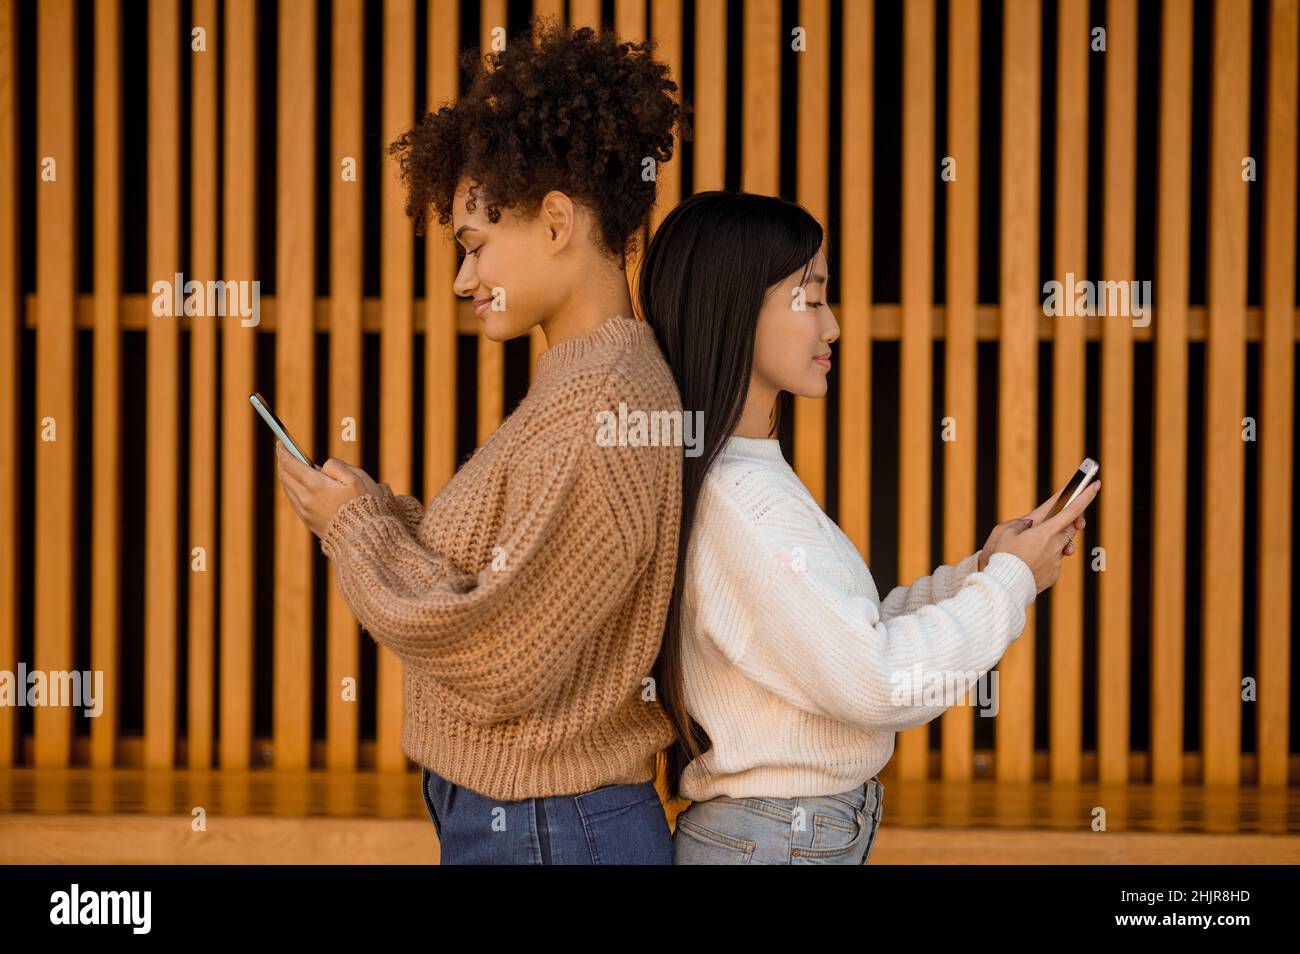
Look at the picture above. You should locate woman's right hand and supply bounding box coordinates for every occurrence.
[984,480,1101,593]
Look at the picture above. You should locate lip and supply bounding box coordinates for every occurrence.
[474,299,490,318]
[814,353,832,370]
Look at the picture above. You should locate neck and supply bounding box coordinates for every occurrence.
[540,256,634,349]
[733,378,778,438]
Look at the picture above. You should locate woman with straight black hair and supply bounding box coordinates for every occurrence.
[640,190,1099,864]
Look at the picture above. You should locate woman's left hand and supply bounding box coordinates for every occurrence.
[275,441,383,539]
[977,490,1087,571]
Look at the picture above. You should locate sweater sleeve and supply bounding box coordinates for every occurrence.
[319,432,650,723]
[878,550,983,621]
[371,480,426,536]
[691,488,1038,734]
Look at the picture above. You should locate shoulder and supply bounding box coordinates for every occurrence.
[701,454,819,530]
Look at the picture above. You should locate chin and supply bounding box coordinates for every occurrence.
[792,375,830,399]
[481,314,530,342]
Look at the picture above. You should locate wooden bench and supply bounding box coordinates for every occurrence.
[3,767,1296,864]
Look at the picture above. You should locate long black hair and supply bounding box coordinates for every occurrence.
[638,191,825,800]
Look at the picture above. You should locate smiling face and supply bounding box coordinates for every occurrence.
[450,178,587,341]
[750,248,838,399]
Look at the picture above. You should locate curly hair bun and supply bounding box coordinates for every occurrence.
[388,19,691,260]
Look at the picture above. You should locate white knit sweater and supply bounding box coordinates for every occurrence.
[678,435,1039,802]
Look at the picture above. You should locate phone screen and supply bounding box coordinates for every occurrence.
[249,391,316,468]
[1047,458,1099,520]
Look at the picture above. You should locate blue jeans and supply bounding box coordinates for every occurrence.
[672,776,885,865]
[420,766,673,864]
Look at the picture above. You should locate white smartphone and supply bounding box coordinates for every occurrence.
[249,391,316,469]
[1047,457,1100,519]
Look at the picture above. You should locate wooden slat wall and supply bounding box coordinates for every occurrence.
[476,0,504,443]
[7,0,1296,794]
[189,0,217,770]
[1050,0,1089,784]
[940,0,979,782]
[220,0,258,772]
[378,0,416,771]
[894,0,937,781]
[995,0,1040,784]
[275,0,317,771]
[1258,0,1297,788]
[0,0,15,768]
[143,0,179,771]
[693,1,726,192]
[1151,0,1194,787]
[1203,0,1251,786]
[793,0,829,509]
[328,0,365,772]
[1099,0,1137,786]
[837,0,872,560]
[34,0,77,769]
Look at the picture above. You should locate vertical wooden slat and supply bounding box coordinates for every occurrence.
[616,0,647,319]
[477,0,504,444]
[693,0,726,192]
[741,0,779,196]
[744,0,778,437]
[1048,0,1088,784]
[570,0,601,31]
[1257,0,1297,788]
[838,0,872,557]
[188,0,217,769]
[0,0,18,766]
[894,0,935,780]
[793,0,829,507]
[1152,0,1194,785]
[1098,0,1137,785]
[328,0,365,772]
[34,0,76,768]
[144,0,179,770]
[379,0,416,770]
[995,0,1039,783]
[427,0,459,498]
[528,2,557,374]
[220,0,257,770]
[533,0,563,27]
[940,0,980,782]
[648,0,683,234]
[275,1,317,771]
[1202,0,1250,786]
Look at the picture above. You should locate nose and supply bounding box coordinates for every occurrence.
[824,306,840,344]
[452,256,476,298]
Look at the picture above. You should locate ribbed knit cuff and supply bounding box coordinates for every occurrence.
[981,551,1037,607]
[321,490,396,560]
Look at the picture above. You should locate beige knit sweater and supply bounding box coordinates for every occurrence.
[320,314,682,800]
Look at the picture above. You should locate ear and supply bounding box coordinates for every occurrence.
[539,190,575,250]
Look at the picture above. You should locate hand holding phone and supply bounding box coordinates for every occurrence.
[984,459,1101,594]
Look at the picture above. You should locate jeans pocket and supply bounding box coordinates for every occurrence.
[860,777,884,865]
[420,768,444,841]
[573,782,672,865]
[673,813,756,865]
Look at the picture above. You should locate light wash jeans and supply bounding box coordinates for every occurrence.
[421,766,673,865]
[672,776,884,865]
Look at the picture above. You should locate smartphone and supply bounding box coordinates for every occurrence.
[1046,457,1100,519]
[249,391,316,468]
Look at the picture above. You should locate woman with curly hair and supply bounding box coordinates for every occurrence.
[273,20,690,864]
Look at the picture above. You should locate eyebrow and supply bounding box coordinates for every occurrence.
[806,272,827,284]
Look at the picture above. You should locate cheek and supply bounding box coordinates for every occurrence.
[757,312,819,375]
